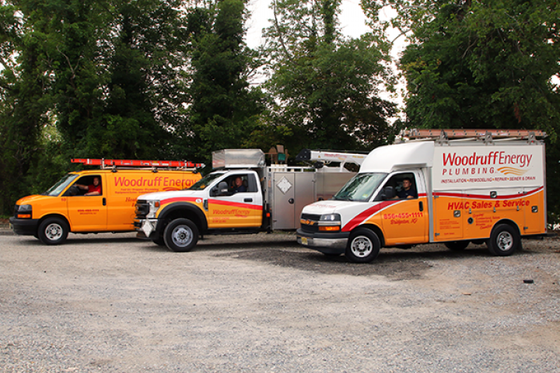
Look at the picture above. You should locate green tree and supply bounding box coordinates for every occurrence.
[187,0,265,164]
[0,0,194,215]
[391,0,560,135]
[0,1,52,215]
[263,0,397,153]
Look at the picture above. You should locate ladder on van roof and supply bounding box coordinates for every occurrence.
[402,129,546,143]
[71,158,205,169]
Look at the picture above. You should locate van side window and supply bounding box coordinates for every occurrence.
[227,175,249,194]
[377,173,417,200]
[66,176,103,197]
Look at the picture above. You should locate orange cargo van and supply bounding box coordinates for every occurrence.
[10,159,202,245]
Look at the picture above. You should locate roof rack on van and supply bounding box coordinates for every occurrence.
[401,129,546,144]
[71,158,205,170]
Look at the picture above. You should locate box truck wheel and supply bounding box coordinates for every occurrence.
[346,228,381,263]
[164,218,198,252]
[38,217,69,245]
[444,241,469,251]
[487,224,520,256]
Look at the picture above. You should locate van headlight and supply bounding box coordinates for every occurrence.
[16,204,32,219]
[318,213,341,232]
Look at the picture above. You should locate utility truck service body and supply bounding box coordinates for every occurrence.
[134,149,362,252]
[297,129,547,262]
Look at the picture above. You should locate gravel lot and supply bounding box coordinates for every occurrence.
[1,227,559,372]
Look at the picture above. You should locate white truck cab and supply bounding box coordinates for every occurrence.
[297,129,547,262]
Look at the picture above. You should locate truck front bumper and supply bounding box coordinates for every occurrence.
[134,218,158,238]
[9,217,39,236]
[296,229,349,255]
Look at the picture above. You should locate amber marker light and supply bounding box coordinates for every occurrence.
[319,225,340,232]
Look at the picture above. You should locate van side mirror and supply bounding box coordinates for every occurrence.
[211,181,229,197]
[381,186,395,200]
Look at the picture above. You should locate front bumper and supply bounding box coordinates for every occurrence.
[296,229,349,255]
[9,217,39,236]
[134,218,158,238]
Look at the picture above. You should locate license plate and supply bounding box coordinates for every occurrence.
[301,237,308,245]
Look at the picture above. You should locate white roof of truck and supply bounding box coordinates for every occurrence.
[360,141,435,173]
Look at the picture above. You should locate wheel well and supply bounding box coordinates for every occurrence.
[158,206,207,234]
[351,224,385,247]
[492,219,521,236]
[38,214,70,232]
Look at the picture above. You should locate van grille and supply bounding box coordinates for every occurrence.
[300,213,321,233]
[135,200,150,219]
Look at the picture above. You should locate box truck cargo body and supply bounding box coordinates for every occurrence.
[297,130,547,262]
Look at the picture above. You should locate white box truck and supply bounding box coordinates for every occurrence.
[297,129,547,262]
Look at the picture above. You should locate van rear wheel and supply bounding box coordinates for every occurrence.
[487,224,520,256]
[38,217,69,245]
[346,228,381,263]
[164,218,198,252]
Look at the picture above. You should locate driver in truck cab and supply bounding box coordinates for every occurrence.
[396,177,417,199]
[75,176,101,196]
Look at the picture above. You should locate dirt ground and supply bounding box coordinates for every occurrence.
[1,230,559,372]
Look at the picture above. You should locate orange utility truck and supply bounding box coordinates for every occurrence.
[297,129,547,262]
[10,159,202,245]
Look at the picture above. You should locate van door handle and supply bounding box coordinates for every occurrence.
[103,197,106,206]
[244,198,253,203]
[419,201,423,211]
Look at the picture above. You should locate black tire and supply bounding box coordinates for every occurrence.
[345,228,381,263]
[322,252,342,257]
[38,217,69,245]
[152,235,166,246]
[163,218,199,252]
[444,241,470,251]
[487,224,520,256]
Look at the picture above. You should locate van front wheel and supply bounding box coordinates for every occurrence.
[38,217,69,245]
[164,218,198,252]
[346,228,381,263]
[487,224,520,256]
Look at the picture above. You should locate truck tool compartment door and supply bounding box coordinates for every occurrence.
[523,187,546,234]
[207,173,262,228]
[272,172,315,230]
[66,175,108,231]
[379,172,428,245]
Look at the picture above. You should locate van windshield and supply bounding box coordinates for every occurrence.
[44,174,79,196]
[189,172,226,190]
[332,173,387,202]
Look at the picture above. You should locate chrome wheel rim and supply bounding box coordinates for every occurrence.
[172,225,193,247]
[496,231,513,251]
[45,223,63,241]
[350,236,373,257]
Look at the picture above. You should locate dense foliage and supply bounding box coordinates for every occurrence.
[262,0,398,152]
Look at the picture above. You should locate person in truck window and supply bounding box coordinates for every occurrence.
[76,177,102,196]
[232,176,247,193]
[397,177,417,199]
